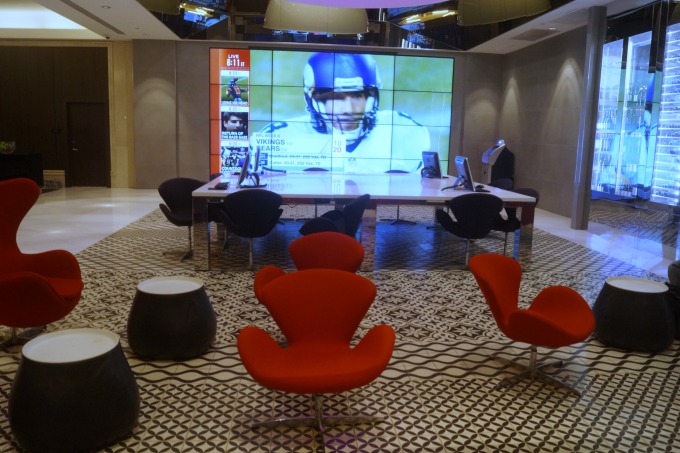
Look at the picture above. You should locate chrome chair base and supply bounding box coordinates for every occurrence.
[0,326,45,351]
[162,249,193,262]
[491,346,583,397]
[252,414,385,430]
[250,395,384,453]
[162,226,193,262]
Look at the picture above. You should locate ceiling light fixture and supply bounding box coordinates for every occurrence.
[291,0,436,6]
[457,0,550,26]
[398,9,456,26]
[264,0,368,34]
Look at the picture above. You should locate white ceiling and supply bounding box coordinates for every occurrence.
[470,0,657,54]
[0,0,659,53]
[0,0,178,41]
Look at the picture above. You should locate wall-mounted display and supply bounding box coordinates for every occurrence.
[209,48,454,176]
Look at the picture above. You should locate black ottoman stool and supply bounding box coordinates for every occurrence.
[593,276,675,352]
[127,276,217,360]
[9,328,140,452]
[666,260,680,339]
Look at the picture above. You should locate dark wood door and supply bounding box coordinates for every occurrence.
[66,102,109,187]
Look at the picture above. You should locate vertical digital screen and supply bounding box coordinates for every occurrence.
[209,48,453,175]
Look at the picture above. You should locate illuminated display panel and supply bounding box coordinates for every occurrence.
[209,48,453,176]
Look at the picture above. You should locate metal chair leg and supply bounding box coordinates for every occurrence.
[248,238,254,270]
[0,326,46,351]
[464,239,470,265]
[250,394,385,451]
[491,346,583,397]
[162,226,193,262]
[181,226,193,261]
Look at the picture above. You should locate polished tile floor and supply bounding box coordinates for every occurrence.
[2,187,678,452]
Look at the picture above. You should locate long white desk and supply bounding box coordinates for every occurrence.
[191,171,536,271]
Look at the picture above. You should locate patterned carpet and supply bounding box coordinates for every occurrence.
[0,206,678,452]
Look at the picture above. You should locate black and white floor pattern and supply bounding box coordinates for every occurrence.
[0,206,678,452]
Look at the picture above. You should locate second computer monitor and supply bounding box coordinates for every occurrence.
[454,156,475,191]
[421,151,442,178]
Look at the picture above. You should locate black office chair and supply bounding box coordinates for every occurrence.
[215,189,283,269]
[435,193,504,265]
[489,178,514,190]
[382,170,415,225]
[158,177,206,261]
[299,194,371,239]
[492,188,540,255]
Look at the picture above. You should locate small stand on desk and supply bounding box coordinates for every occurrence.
[238,171,267,189]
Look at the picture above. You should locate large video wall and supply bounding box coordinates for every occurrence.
[209,48,454,175]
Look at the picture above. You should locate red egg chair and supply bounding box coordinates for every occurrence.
[238,269,395,443]
[469,253,594,397]
[0,178,83,350]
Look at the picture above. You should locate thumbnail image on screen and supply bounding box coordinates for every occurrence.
[210,48,454,175]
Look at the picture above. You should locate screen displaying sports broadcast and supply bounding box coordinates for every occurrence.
[209,48,454,175]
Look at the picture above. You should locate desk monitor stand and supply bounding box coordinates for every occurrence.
[239,172,267,189]
[452,175,466,189]
[441,176,469,191]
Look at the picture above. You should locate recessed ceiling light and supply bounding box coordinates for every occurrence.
[548,26,557,30]
[102,5,111,9]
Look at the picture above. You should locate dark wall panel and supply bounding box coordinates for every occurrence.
[0,46,108,177]
[0,47,57,167]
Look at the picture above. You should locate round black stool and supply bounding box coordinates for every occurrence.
[9,328,140,452]
[127,276,217,360]
[667,261,680,339]
[593,276,675,352]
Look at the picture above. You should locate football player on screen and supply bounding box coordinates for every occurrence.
[228,77,247,103]
[252,52,431,173]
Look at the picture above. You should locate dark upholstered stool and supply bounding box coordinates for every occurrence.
[127,276,216,360]
[667,261,680,339]
[9,329,140,452]
[593,276,675,352]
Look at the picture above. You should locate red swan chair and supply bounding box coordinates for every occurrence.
[469,253,594,397]
[288,231,364,272]
[253,231,365,306]
[0,178,83,349]
[238,269,395,443]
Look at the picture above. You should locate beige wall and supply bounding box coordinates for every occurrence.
[458,53,504,178]
[133,40,243,188]
[499,27,587,217]
[109,41,136,188]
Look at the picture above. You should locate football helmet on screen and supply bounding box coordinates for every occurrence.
[303,52,381,148]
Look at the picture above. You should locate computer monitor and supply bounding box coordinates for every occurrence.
[421,151,442,178]
[236,151,251,188]
[236,150,267,188]
[453,156,475,191]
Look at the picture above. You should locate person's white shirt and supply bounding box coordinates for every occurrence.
[251,110,431,173]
